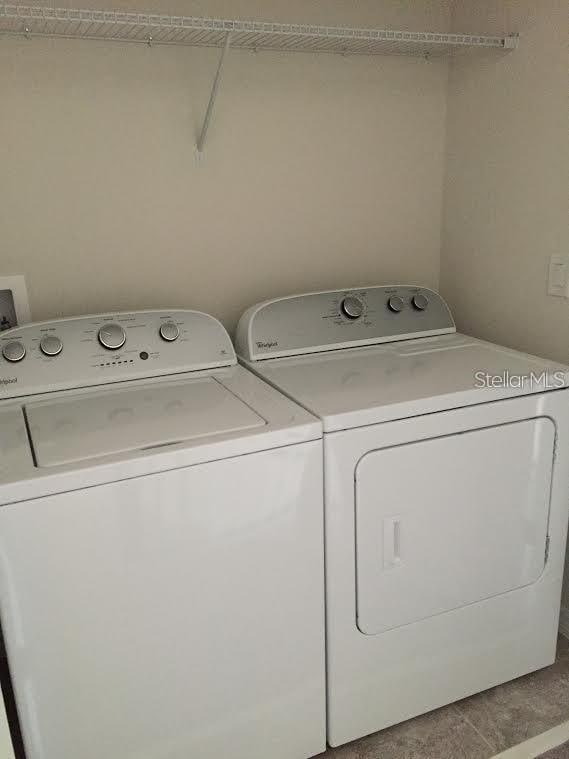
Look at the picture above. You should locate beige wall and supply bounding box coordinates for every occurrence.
[0,0,450,331]
[441,1,569,613]
[442,0,569,363]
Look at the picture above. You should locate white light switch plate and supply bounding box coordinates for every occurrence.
[547,255,569,298]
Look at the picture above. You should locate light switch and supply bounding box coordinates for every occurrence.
[547,255,569,298]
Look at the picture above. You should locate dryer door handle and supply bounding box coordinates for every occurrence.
[383,516,402,570]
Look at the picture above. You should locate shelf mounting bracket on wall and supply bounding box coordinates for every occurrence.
[196,32,232,155]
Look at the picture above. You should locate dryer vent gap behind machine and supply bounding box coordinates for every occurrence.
[236,286,569,748]
[0,309,325,759]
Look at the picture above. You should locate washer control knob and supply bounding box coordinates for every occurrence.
[98,323,126,350]
[159,322,180,342]
[341,296,364,320]
[412,293,429,311]
[2,341,26,363]
[40,335,63,357]
[387,295,405,313]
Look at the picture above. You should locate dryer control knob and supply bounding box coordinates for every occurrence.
[387,295,405,313]
[40,335,63,357]
[2,341,26,363]
[159,322,180,342]
[341,296,364,320]
[412,293,429,311]
[98,323,126,350]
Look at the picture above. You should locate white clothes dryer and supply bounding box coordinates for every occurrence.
[236,286,569,748]
[0,309,325,759]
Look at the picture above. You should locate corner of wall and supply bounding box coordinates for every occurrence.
[559,607,569,640]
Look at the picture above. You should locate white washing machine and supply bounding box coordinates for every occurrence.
[0,309,325,759]
[236,286,569,748]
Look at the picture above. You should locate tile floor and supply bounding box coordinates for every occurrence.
[539,742,569,759]
[319,636,569,759]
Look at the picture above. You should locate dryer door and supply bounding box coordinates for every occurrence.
[355,418,554,634]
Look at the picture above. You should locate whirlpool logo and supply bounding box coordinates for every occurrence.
[0,377,17,387]
[256,341,278,349]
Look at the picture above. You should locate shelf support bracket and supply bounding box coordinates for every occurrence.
[196,32,232,154]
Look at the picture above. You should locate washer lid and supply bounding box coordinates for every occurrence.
[246,333,569,431]
[25,378,265,467]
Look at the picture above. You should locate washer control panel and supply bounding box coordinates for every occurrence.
[0,310,235,399]
[236,286,455,361]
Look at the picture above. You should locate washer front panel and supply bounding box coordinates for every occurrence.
[235,286,455,361]
[0,442,326,759]
[0,310,235,399]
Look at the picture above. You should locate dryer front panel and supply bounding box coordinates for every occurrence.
[324,390,569,748]
[355,419,554,634]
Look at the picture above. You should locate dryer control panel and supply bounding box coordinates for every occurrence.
[0,310,236,399]
[236,286,455,361]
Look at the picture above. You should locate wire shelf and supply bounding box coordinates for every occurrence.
[0,5,518,56]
